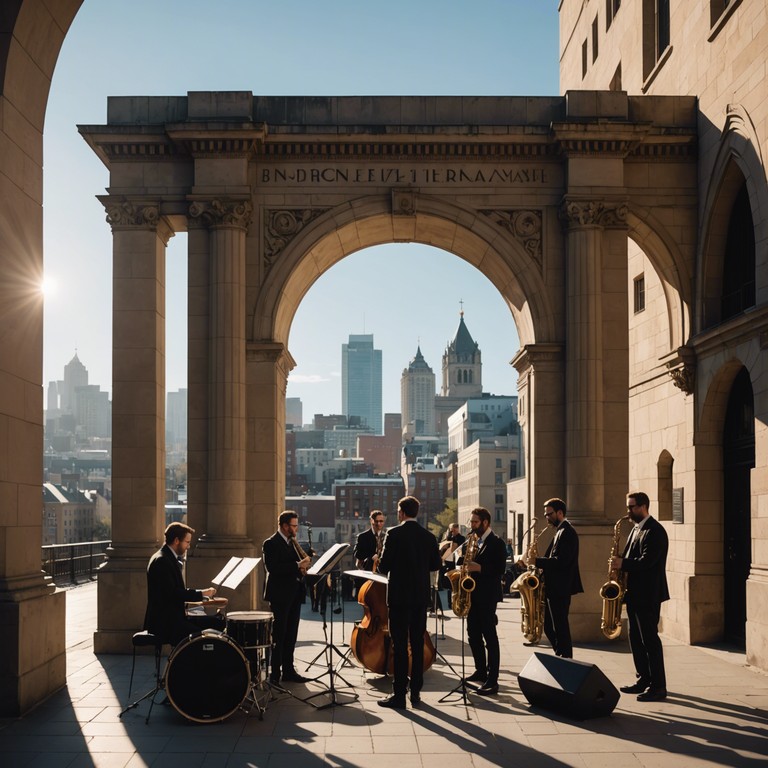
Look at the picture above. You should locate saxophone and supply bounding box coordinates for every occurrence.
[447,533,478,617]
[599,515,630,640]
[510,521,547,644]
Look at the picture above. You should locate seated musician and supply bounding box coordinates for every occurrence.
[144,522,225,646]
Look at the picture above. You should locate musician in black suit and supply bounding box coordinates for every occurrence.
[262,511,312,685]
[612,491,669,702]
[354,509,386,571]
[535,497,583,658]
[455,507,508,696]
[144,522,221,646]
[377,495,441,709]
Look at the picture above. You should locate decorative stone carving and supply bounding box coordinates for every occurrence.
[264,208,329,269]
[480,209,542,268]
[560,200,628,228]
[189,199,253,229]
[392,189,416,216]
[103,201,159,227]
[663,345,697,395]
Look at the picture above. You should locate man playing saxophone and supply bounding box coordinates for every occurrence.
[535,498,583,659]
[453,507,507,696]
[262,511,311,685]
[353,509,386,571]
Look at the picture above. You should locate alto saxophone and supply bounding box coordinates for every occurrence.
[447,533,478,617]
[599,515,630,640]
[510,521,547,644]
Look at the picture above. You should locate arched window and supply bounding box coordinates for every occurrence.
[657,450,674,521]
[721,183,755,321]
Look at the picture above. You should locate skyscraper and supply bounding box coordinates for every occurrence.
[341,334,382,434]
[401,346,436,435]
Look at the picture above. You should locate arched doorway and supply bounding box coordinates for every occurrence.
[722,367,754,646]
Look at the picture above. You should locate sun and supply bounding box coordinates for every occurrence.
[40,276,57,297]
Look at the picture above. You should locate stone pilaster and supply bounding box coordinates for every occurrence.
[188,199,255,604]
[246,341,295,608]
[94,199,172,653]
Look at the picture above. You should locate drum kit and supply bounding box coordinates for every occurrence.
[162,611,275,723]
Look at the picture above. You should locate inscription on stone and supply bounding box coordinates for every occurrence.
[260,165,550,185]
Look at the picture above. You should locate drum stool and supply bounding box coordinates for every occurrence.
[121,631,165,724]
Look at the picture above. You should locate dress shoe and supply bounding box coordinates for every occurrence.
[464,670,488,684]
[620,681,650,694]
[281,670,310,683]
[637,689,667,702]
[377,694,407,710]
[410,693,421,707]
[475,682,499,697]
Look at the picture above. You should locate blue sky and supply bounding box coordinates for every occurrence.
[43,1,559,421]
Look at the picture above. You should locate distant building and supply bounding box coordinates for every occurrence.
[42,481,97,545]
[75,384,111,439]
[167,388,188,447]
[447,395,519,454]
[285,495,335,553]
[341,334,382,434]
[61,352,88,415]
[357,413,402,474]
[401,346,436,436]
[286,397,303,428]
[434,311,483,437]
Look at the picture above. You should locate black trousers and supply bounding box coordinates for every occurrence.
[626,601,666,690]
[388,603,428,697]
[269,591,303,678]
[544,594,573,658]
[466,601,500,683]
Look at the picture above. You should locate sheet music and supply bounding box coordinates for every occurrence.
[211,556,261,589]
[307,542,349,577]
[343,568,388,585]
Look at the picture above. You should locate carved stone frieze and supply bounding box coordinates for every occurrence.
[189,199,253,230]
[480,209,542,269]
[264,208,329,269]
[668,364,696,395]
[560,200,628,228]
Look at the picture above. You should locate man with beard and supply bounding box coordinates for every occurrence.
[354,509,386,571]
[611,491,669,702]
[535,498,583,658]
[262,511,312,685]
[456,507,508,696]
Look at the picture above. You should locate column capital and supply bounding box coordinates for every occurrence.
[511,343,564,375]
[188,198,253,230]
[247,341,296,377]
[559,198,628,229]
[98,197,174,243]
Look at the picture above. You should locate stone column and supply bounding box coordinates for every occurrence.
[246,343,295,573]
[188,199,255,604]
[511,343,566,517]
[560,199,630,641]
[94,200,171,653]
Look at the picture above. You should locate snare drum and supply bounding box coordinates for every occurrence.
[165,630,250,723]
[226,611,274,649]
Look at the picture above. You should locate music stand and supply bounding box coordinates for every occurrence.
[301,543,359,710]
[438,613,472,707]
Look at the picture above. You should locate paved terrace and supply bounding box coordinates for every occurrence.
[1,581,766,767]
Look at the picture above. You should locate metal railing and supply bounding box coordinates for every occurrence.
[41,540,110,584]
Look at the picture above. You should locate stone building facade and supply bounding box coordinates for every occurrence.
[561,0,768,670]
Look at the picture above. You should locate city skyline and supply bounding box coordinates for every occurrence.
[41,1,558,420]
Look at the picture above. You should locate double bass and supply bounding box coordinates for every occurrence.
[349,530,436,675]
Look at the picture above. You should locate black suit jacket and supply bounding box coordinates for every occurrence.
[262,531,306,606]
[353,527,380,570]
[535,519,584,598]
[378,519,441,607]
[457,530,507,605]
[621,516,670,607]
[144,544,203,643]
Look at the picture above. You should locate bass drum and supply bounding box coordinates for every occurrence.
[165,630,250,723]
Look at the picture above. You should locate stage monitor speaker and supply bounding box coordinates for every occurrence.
[518,652,619,719]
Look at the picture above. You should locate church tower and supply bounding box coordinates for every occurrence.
[440,309,482,399]
[400,345,436,436]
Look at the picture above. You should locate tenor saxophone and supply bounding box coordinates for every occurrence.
[599,515,630,640]
[447,533,478,617]
[510,522,547,644]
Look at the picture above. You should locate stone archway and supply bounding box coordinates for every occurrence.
[77,90,698,650]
